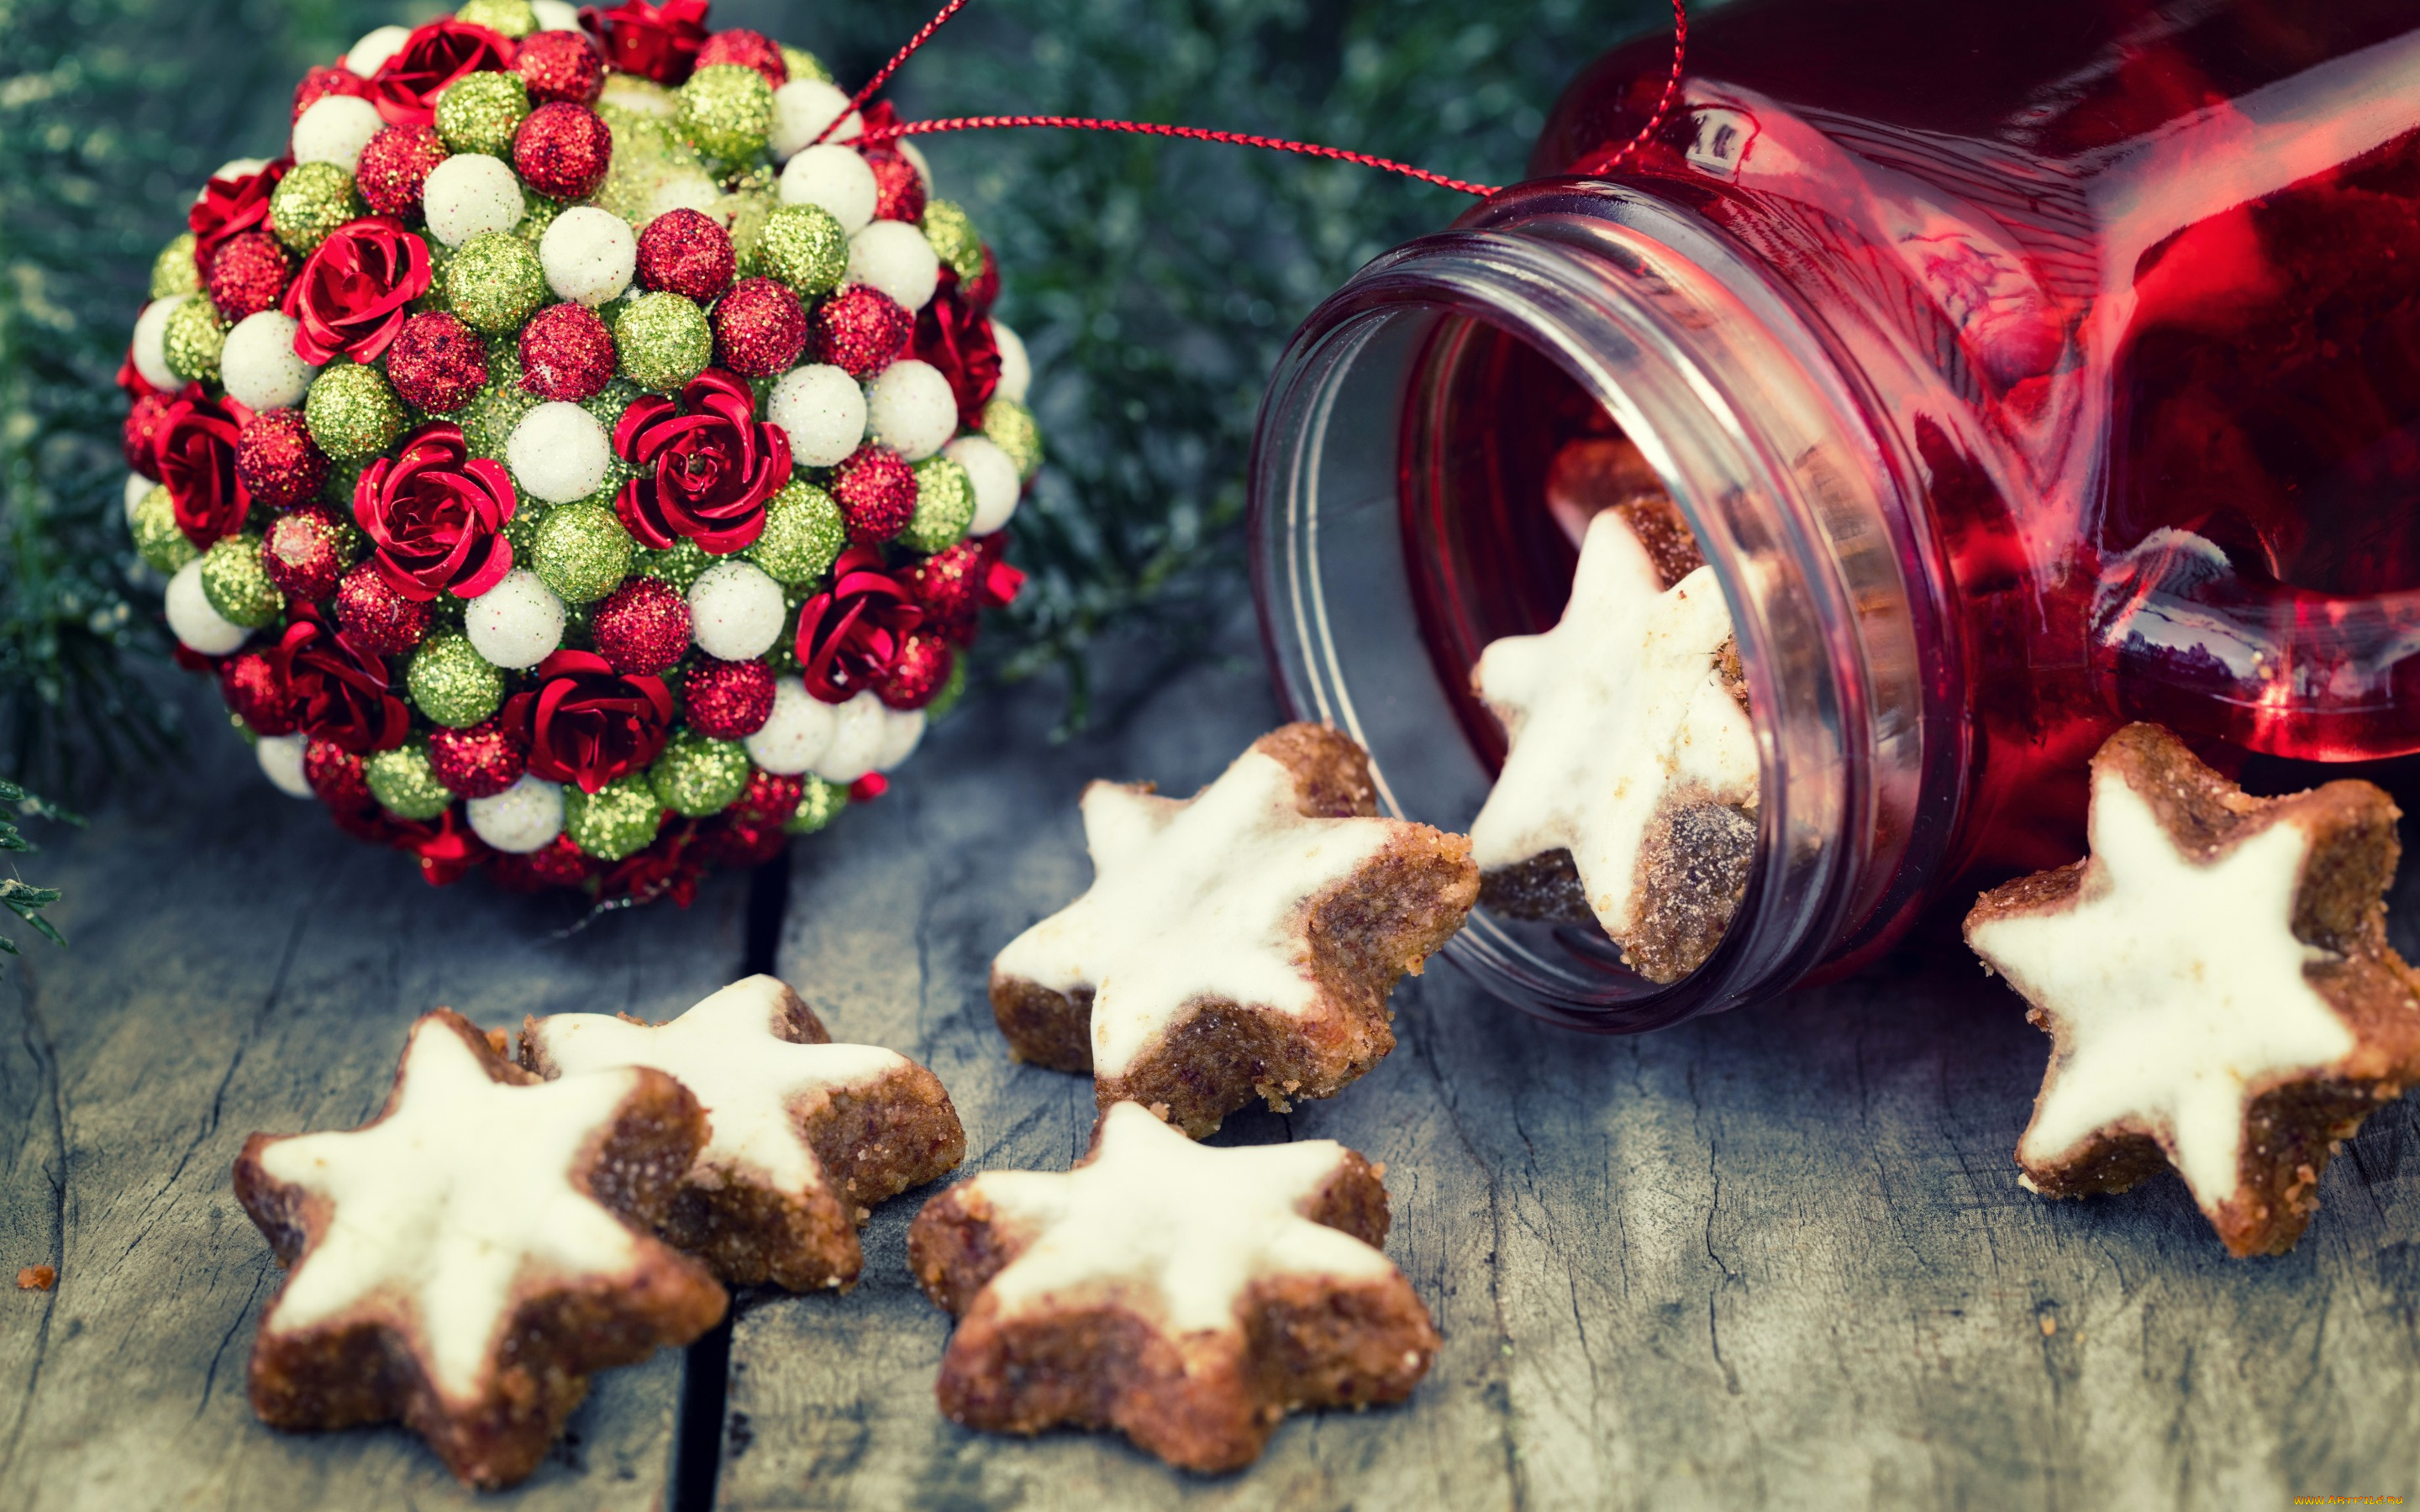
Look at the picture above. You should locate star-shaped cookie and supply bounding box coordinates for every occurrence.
[521,974,966,1292]
[233,1009,727,1488]
[989,723,1477,1137]
[1965,722,2420,1256]
[907,1100,1439,1471]
[1469,501,1759,983]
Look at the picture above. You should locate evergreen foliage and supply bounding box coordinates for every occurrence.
[0,777,74,962]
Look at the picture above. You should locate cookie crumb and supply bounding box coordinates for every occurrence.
[17,1265,55,1291]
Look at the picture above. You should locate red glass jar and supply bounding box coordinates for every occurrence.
[1249,0,2420,1030]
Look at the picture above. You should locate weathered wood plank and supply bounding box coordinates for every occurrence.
[720,648,2420,1510]
[0,708,747,1510]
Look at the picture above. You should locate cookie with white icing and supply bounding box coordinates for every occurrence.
[1965,722,2420,1257]
[520,974,965,1293]
[1470,493,1758,984]
[233,1009,726,1488]
[989,723,1478,1137]
[908,1100,1438,1471]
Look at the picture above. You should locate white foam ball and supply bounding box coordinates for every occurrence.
[875,707,925,771]
[423,155,524,248]
[165,559,249,655]
[131,296,187,392]
[899,139,934,192]
[769,80,862,161]
[208,157,271,188]
[292,95,384,173]
[947,435,1022,535]
[222,311,319,412]
[466,568,567,669]
[813,691,889,784]
[123,472,151,524]
[847,221,940,312]
[744,678,839,774]
[345,24,412,76]
[467,774,566,853]
[866,360,955,461]
[777,144,876,234]
[992,320,1031,404]
[506,402,613,504]
[530,0,581,29]
[767,364,867,468]
[687,559,786,660]
[539,206,638,307]
[648,172,723,223]
[256,732,313,798]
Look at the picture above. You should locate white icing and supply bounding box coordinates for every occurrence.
[527,975,908,1200]
[256,1021,647,1404]
[1467,508,1758,938]
[1969,772,2356,1209]
[992,747,1397,1079]
[972,1102,1395,1335]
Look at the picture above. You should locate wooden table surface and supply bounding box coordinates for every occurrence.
[6,648,2419,1511]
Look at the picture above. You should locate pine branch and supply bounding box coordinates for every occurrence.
[0,776,77,961]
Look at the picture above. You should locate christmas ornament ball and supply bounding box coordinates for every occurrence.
[335,563,432,654]
[636,208,737,302]
[435,71,533,158]
[867,358,955,460]
[467,772,566,852]
[992,320,1032,403]
[222,310,320,412]
[447,231,549,333]
[613,291,713,391]
[408,632,507,727]
[539,205,638,306]
[304,360,406,459]
[162,296,227,385]
[465,566,567,669]
[292,93,385,172]
[150,234,201,299]
[777,142,876,233]
[518,29,603,105]
[429,719,529,798]
[564,774,664,860]
[845,219,940,312]
[260,505,354,600]
[813,690,890,784]
[366,743,454,821]
[682,655,776,738]
[744,675,837,775]
[269,161,362,254]
[677,64,775,164]
[205,233,292,321]
[650,730,752,816]
[505,400,613,502]
[357,124,450,219]
[592,574,693,674]
[256,732,313,799]
[132,486,195,575]
[832,443,917,543]
[765,363,865,467]
[165,559,247,654]
[945,433,1022,534]
[713,277,808,377]
[423,153,525,248]
[747,479,846,583]
[385,311,492,413]
[899,454,975,554]
[200,533,284,627]
[753,203,847,297]
[983,396,1043,478]
[686,558,786,660]
[513,102,613,202]
[129,294,184,391]
[236,407,333,507]
[532,501,635,602]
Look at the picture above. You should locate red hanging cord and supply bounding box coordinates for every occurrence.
[1586,0,1689,175]
[811,0,971,146]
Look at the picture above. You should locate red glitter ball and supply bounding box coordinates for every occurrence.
[490,832,592,890]
[518,302,617,401]
[513,102,613,202]
[356,124,449,220]
[429,718,529,797]
[234,408,332,508]
[809,284,913,379]
[123,391,177,479]
[729,767,802,827]
[863,147,926,223]
[635,208,735,302]
[848,772,887,803]
[875,630,954,710]
[220,651,299,735]
[693,29,786,87]
[304,737,374,811]
[590,575,693,675]
[260,505,352,601]
[712,277,807,379]
[334,564,432,654]
[831,444,918,543]
[292,63,371,122]
[681,655,776,737]
[384,312,490,413]
[515,29,604,105]
[206,232,292,321]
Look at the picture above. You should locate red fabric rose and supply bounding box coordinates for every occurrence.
[578,0,708,84]
[187,159,291,279]
[612,368,792,554]
[371,19,517,129]
[490,832,593,891]
[507,649,675,793]
[354,423,518,601]
[388,807,491,886]
[270,606,413,754]
[155,393,253,549]
[597,819,707,906]
[794,547,924,703]
[282,217,432,365]
[913,274,1003,431]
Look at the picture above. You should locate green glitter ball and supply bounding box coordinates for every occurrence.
[784,777,849,835]
[899,456,975,554]
[513,190,563,244]
[638,537,713,592]
[270,161,363,254]
[150,234,201,298]
[922,201,984,285]
[676,64,773,164]
[748,480,845,584]
[447,232,548,334]
[163,296,227,386]
[130,486,197,575]
[305,361,405,459]
[923,655,969,722]
[407,632,505,727]
[455,0,537,37]
[614,291,713,392]
[366,743,454,822]
[463,341,541,460]
[779,45,831,84]
[566,774,664,859]
[199,533,283,628]
[754,204,846,297]
[981,397,1043,480]
[436,71,531,156]
[649,731,751,817]
[534,503,636,603]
